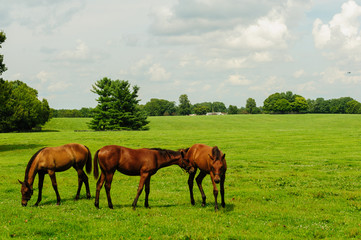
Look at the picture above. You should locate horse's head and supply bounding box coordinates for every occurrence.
[18,179,33,207]
[209,146,226,184]
[179,149,195,174]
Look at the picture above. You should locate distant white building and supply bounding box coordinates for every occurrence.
[206,112,227,116]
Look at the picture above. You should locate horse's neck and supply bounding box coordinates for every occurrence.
[158,155,179,169]
[25,162,37,186]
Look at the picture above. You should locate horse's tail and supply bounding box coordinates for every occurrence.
[93,149,100,180]
[84,145,92,174]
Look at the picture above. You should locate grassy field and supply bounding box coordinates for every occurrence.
[1,114,361,239]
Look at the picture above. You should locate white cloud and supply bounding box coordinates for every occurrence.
[293,69,305,78]
[148,64,171,81]
[57,40,90,61]
[36,71,51,83]
[226,74,251,86]
[47,81,72,92]
[313,1,361,52]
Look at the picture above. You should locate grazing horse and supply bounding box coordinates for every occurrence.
[18,143,92,206]
[184,144,227,211]
[93,145,193,209]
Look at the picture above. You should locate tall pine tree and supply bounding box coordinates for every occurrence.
[89,78,149,130]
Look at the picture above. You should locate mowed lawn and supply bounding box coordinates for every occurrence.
[1,114,361,239]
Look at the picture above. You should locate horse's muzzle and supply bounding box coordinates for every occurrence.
[214,176,220,184]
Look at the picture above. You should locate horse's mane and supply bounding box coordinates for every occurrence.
[25,147,46,181]
[148,148,179,158]
[212,146,221,160]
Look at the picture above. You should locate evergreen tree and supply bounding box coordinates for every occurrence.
[89,78,149,130]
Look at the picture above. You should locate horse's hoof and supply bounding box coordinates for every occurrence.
[222,203,225,208]
[87,195,91,199]
[94,203,99,208]
[191,200,195,205]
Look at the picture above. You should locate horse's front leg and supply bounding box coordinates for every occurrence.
[48,170,61,205]
[144,176,151,208]
[132,172,150,210]
[188,168,197,205]
[35,172,45,206]
[95,172,106,208]
[210,173,219,211]
[196,171,207,207]
[220,174,226,208]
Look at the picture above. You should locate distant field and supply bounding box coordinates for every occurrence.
[1,115,361,239]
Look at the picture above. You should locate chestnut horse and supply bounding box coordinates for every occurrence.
[18,143,92,206]
[93,145,193,209]
[184,144,227,211]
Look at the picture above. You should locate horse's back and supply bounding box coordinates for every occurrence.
[187,144,213,171]
[37,143,88,171]
[97,145,160,175]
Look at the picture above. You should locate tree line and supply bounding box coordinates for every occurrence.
[1,29,361,132]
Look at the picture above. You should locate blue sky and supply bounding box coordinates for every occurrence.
[1,0,361,109]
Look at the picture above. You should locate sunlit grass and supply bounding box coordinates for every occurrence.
[1,114,361,239]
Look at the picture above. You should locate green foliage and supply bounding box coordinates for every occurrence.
[193,105,208,115]
[264,91,308,113]
[307,97,355,114]
[245,98,262,114]
[228,105,238,114]
[0,80,51,132]
[89,77,149,130]
[346,100,361,114]
[178,94,191,115]
[0,31,7,75]
[2,115,361,239]
[143,98,176,116]
[52,108,94,118]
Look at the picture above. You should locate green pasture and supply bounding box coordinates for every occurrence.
[1,114,361,239]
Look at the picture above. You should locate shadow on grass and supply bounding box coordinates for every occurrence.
[31,196,93,207]
[0,144,44,153]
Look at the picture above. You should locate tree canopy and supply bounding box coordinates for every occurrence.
[0,31,7,76]
[263,91,308,114]
[0,80,51,132]
[89,78,149,130]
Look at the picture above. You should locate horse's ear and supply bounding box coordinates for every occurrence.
[222,153,226,161]
[208,154,215,161]
[181,150,185,158]
[18,179,23,185]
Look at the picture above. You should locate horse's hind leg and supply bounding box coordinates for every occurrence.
[188,168,197,205]
[48,170,61,205]
[132,172,150,210]
[75,169,90,200]
[35,172,45,206]
[196,171,207,207]
[94,172,106,208]
[104,171,115,209]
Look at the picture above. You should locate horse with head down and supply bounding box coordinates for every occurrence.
[184,143,227,211]
[93,145,193,209]
[18,143,92,206]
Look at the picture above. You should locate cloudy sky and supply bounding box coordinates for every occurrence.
[1,0,361,109]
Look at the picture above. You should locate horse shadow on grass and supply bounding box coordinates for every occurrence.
[0,144,44,153]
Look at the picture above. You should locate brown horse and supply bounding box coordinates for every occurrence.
[184,144,227,211]
[18,143,92,206]
[93,145,193,209]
